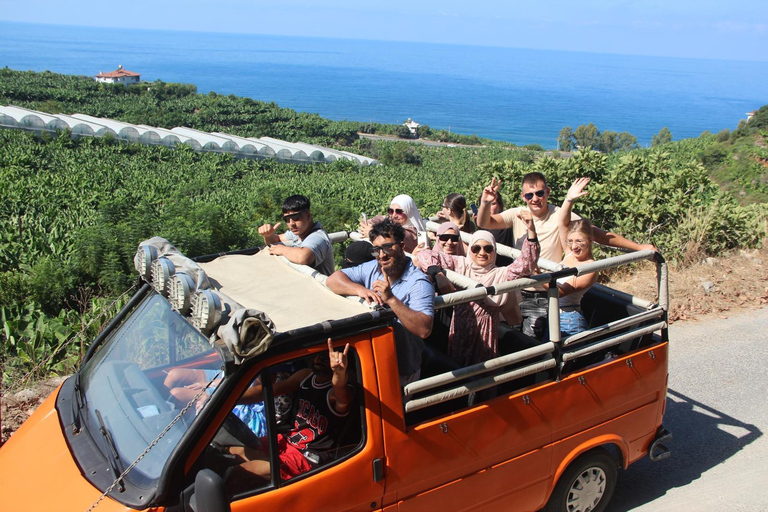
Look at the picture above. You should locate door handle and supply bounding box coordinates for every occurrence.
[372,458,384,482]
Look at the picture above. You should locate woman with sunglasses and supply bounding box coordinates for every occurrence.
[358,194,427,252]
[416,213,540,367]
[551,177,599,339]
[434,221,465,256]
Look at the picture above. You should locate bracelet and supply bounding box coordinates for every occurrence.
[481,200,492,205]
[527,237,538,243]
[566,198,574,203]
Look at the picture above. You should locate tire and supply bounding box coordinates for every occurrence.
[542,448,617,512]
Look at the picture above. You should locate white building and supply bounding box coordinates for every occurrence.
[403,118,420,138]
[94,65,141,85]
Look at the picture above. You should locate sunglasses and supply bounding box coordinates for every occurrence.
[523,189,546,201]
[387,208,405,215]
[471,244,494,254]
[282,211,306,222]
[370,242,400,257]
[438,234,460,243]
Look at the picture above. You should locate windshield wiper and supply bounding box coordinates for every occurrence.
[71,371,84,434]
[95,408,125,492]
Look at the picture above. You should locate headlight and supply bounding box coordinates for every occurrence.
[168,272,196,314]
[150,257,176,296]
[135,245,158,281]
[191,290,222,334]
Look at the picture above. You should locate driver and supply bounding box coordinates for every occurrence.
[227,339,354,483]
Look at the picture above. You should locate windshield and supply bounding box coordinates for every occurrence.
[80,293,224,484]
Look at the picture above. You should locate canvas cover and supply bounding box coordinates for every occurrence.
[200,251,370,332]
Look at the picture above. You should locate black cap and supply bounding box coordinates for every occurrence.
[342,241,375,268]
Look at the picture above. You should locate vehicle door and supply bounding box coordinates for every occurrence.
[371,331,557,511]
[188,333,386,511]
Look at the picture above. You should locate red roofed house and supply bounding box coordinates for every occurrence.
[95,65,141,85]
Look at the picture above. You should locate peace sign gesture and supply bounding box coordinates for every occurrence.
[482,177,502,203]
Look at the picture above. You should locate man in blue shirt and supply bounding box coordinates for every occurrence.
[258,195,334,276]
[327,218,434,384]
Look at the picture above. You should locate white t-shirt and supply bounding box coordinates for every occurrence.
[499,204,579,263]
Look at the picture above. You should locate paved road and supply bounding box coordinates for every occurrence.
[608,308,768,511]
[356,132,484,148]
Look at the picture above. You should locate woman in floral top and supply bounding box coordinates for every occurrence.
[417,212,540,366]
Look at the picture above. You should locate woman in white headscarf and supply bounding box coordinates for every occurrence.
[416,213,540,366]
[359,194,427,252]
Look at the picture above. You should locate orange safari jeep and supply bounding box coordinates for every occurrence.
[0,234,671,512]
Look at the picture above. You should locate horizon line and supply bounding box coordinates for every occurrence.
[2,19,768,66]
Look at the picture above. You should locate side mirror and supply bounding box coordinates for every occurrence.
[189,469,231,512]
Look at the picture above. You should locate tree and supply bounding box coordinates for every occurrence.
[651,127,672,147]
[573,123,600,150]
[617,132,638,152]
[395,125,412,139]
[747,105,768,130]
[597,130,619,153]
[558,126,575,152]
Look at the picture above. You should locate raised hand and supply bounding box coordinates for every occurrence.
[567,177,591,202]
[327,338,349,375]
[258,222,282,238]
[517,210,537,238]
[358,219,372,238]
[411,241,427,258]
[372,276,394,304]
[517,210,534,230]
[482,177,502,203]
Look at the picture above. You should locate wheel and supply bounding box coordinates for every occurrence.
[543,448,617,512]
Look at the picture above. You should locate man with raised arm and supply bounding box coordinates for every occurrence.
[228,339,355,485]
[326,218,434,385]
[476,172,656,339]
[258,194,334,276]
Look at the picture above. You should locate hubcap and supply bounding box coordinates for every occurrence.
[565,466,607,512]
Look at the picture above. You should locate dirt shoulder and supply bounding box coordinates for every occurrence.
[3,247,767,443]
[605,246,768,323]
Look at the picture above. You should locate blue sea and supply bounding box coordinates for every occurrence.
[1,21,766,147]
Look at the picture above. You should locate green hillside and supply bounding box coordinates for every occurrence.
[1,68,766,385]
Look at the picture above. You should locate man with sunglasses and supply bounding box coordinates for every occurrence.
[259,194,334,276]
[327,218,434,385]
[477,172,656,339]
[478,172,656,262]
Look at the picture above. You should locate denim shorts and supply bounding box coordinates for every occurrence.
[560,310,588,338]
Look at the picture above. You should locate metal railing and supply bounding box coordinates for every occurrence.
[328,229,668,411]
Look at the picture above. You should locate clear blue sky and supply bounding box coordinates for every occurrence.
[2,0,767,62]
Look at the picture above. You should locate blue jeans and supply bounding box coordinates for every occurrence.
[560,310,588,338]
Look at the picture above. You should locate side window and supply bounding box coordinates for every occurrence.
[205,345,365,500]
